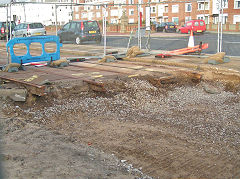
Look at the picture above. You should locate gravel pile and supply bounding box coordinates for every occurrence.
[3,79,240,157]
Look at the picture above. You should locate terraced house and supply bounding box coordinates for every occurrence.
[73,0,240,26]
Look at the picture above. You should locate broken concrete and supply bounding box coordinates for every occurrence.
[0,89,28,102]
[2,63,21,73]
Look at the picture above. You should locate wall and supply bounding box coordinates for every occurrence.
[206,22,240,32]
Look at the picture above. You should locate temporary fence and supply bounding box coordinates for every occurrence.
[2,2,152,60]
[1,0,230,61]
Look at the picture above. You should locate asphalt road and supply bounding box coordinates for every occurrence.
[1,32,239,58]
[105,32,240,57]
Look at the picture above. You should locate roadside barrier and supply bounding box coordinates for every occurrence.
[6,35,62,64]
[188,30,194,48]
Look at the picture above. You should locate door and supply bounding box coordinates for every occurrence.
[59,23,70,41]
[19,24,28,37]
[15,24,25,37]
[68,22,77,41]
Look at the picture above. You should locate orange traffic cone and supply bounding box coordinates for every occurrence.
[188,30,194,48]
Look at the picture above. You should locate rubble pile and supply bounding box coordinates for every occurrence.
[2,78,240,178]
[4,79,239,152]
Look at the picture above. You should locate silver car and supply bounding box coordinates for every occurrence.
[12,22,46,37]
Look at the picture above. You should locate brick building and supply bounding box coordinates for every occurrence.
[72,0,240,25]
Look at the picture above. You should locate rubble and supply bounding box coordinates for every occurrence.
[0,88,28,102]
[1,76,239,178]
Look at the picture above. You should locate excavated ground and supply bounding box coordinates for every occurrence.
[0,74,240,178]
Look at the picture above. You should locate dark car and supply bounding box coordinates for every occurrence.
[0,21,16,40]
[57,20,102,44]
[156,22,177,33]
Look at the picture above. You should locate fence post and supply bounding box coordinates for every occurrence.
[102,4,107,57]
[138,3,141,49]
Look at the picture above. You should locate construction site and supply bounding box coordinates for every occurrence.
[0,0,239,176]
[0,27,239,178]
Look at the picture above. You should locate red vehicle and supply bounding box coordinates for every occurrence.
[179,20,206,34]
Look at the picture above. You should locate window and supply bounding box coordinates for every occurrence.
[223,0,228,8]
[172,17,179,25]
[70,22,77,30]
[198,2,209,10]
[151,6,156,13]
[29,23,44,29]
[186,22,192,26]
[197,15,204,20]
[96,12,101,18]
[197,15,209,24]
[62,23,70,30]
[194,21,199,26]
[213,15,228,24]
[150,17,156,22]
[111,9,118,16]
[234,0,240,9]
[129,0,134,4]
[110,19,117,24]
[75,14,79,19]
[185,16,191,22]
[200,21,204,26]
[84,21,98,30]
[76,22,80,30]
[74,7,78,12]
[96,6,100,10]
[185,3,192,12]
[129,9,134,15]
[205,16,209,24]
[164,5,168,13]
[233,15,240,24]
[129,18,134,23]
[221,14,228,24]
[81,13,87,18]
[172,5,179,13]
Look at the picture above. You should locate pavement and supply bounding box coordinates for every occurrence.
[105,30,240,37]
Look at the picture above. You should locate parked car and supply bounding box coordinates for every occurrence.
[0,21,16,40]
[156,22,177,33]
[57,20,102,44]
[12,22,46,37]
[178,20,206,34]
